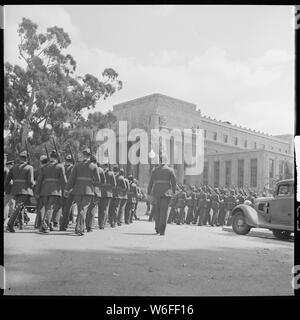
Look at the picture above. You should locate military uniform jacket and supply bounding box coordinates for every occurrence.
[211,193,220,209]
[147,164,177,198]
[227,195,237,210]
[35,161,67,197]
[94,166,106,198]
[65,159,100,196]
[101,169,116,198]
[219,196,226,211]
[237,195,245,205]
[176,191,187,208]
[5,161,34,196]
[127,182,137,203]
[113,174,127,199]
[186,193,193,208]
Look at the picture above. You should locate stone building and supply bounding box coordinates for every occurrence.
[112,93,294,191]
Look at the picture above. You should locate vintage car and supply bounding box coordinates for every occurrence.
[230,179,294,240]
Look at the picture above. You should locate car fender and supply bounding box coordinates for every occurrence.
[231,204,259,227]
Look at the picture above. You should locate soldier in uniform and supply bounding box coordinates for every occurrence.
[217,191,227,226]
[125,175,137,224]
[64,148,101,235]
[196,188,207,226]
[4,156,15,223]
[167,185,179,224]
[34,155,49,229]
[59,155,76,231]
[35,151,67,233]
[176,186,187,225]
[5,151,35,232]
[109,166,127,228]
[225,189,238,226]
[237,191,245,206]
[117,168,129,226]
[147,154,176,236]
[185,186,194,224]
[85,158,106,232]
[98,162,116,229]
[131,179,141,221]
[202,187,212,226]
[211,189,220,226]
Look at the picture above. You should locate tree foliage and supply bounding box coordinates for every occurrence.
[4,17,121,162]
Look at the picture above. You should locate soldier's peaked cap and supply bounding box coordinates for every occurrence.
[113,165,119,171]
[20,151,27,158]
[40,155,48,161]
[66,154,72,161]
[50,150,58,158]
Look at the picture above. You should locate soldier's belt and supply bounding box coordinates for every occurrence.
[44,178,59,182]
[76,177,93,181]
[154,180,170,184]
[14,179,27,183]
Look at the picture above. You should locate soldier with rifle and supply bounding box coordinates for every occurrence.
[167,185,179,224]
[98,160,116,229]
[225,189,238,226]
[211,187,221,226]
[185,186,194,224]
[176,185,187,225]
[35,150,67,233]
[5,150,35,232]
[124,175,137,224]
[64,147,101,236]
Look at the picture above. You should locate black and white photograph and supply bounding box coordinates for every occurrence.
[2,4,298,300]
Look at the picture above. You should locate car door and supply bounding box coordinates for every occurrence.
[269,183,294,226]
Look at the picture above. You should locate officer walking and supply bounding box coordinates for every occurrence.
[98,162,116,229]
[5,151,35,233]
[64,148,101,235]
[124,175,137,224]
[35,151,67,233]
[147,154,176,236]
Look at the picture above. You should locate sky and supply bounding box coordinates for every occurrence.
[4,5,295,135]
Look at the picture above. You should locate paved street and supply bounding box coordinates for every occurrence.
[4,202,294,296]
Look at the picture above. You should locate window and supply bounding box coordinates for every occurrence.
[250,158,258,187]
[225,160,232,187]
[203,161,209,185]
[238,159,244,187]
[213,132,217,141]
[234,137,238,145]
[244,140,248,148]
[224,135,228,143]
[269,159,274,178]
[214,161,220,187]
[277,184,292,196]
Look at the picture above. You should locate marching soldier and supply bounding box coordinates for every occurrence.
[132,179,141,221]
[35,151,67,233]
[117,168,129,226]
[64,148,101,235]
[4,156,15,223]
[85,158,106,232]
[211,189,220,226]
[59,155,75,231]
[185,186,194,224]
[108,166,127,228]
[5,151,35,233]
[225,189,238,226]
[98,162,116,229]
[33,155,49,229]
[176,186,187,225]
[147,154,176,236]
[217,191,227,226]
[125,175,137,224]
[167,185,180,224]
[196,188,207,226]
[202,187,212,226]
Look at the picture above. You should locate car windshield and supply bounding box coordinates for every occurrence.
[277,184,293,196]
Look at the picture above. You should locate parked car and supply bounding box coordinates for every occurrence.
[230,179,294,240]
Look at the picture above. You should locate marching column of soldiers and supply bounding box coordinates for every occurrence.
[4,148,259,236]
[3,148,142,235]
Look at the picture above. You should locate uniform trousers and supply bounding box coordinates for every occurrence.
[185,206,194,224]
[197,207,206,226]
[98,197,111,229]
[154,196,171,235]
[108,198,121,227]
[124,201,134,224]
[117,198,127,225]
[4,194,15,221]
[73,195,93,233]
[211,208,219,226]
[40,195,61,230]
[86,196,99,230]
[7,195,30,229]
[60,195,74,229]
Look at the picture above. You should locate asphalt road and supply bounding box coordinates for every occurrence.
[4,202,294,296]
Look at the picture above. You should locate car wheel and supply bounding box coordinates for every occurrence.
[271,230,291,240]
[232,211,251,235]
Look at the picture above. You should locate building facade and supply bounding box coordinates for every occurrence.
[112,93,294,191]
